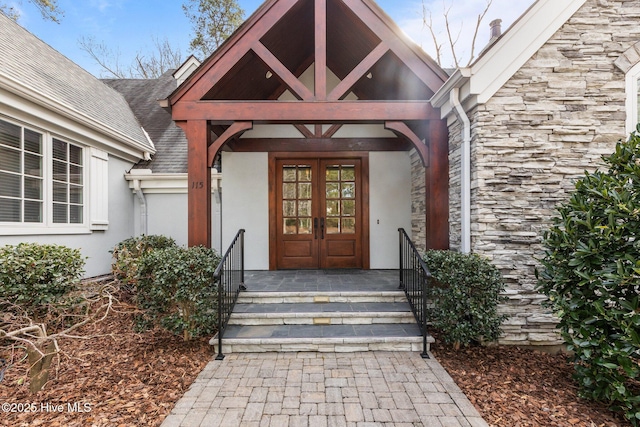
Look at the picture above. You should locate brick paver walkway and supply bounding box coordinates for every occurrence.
[161,351,488,427]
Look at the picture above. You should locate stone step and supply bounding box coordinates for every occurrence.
[211,324,433,353]
[228,311,416,325]
[215,288,430,354]
[236,291,407,304]
[230,301,415,325]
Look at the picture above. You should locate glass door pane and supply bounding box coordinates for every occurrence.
[324,164,356,234]
[282,165,313,235]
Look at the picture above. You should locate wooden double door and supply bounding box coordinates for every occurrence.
[273,157,366,269]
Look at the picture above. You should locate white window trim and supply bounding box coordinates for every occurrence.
[0,116,93,235]
[625,61,640,135]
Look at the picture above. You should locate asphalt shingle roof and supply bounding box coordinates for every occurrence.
[0,13,153,153]
[103,72,188,173]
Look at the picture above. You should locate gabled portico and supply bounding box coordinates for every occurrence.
[164,0,450,269]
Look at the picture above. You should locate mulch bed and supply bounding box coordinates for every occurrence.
[431,339,631,427]
[0,304,631,427]
[0,305,213,427]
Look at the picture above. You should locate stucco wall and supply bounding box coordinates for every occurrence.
[369,152,412,269]
[458,0,637,345]
[135,191,222,253]
[0,155,136,277]
[143,193,188,247]
[221,152,270,270]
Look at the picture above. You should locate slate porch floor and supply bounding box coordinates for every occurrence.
[241,269,401,292]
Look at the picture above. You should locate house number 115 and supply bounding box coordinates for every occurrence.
[191,181,204,189]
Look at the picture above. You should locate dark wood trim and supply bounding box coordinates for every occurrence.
[294,124,315,139]
[314,0,327,100]
[322,124,342,138]
[207,121,253,166]
[426,119,450,250]
[327,42,389,101]
[210,124,228,138]
[268,55,315,101]
[384,121,429,167]
[270,151,373,159]
[178,120,212,248]
[172,0,299,102]
[340,0,448,92]
[172,101,440,122]
[314,124,323,137]
[227,138,411,152]
[253,42,314,101]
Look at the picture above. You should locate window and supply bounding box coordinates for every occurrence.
[0,120,43,223]
[0,118,86,227]
[52,138,84,224]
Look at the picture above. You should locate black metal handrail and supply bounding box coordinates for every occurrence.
[213,229,245,360]
[398,228,431,359]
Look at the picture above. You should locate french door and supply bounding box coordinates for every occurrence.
[275,157,364,269]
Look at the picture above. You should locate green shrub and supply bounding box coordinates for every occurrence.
[110,235,176,288]
[424,250,507,348]
[537,132,640,425]
[0,243,84,319]
[136,245,220,341]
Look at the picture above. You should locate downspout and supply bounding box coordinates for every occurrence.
[450,87,471,253]
[133,179,148,235]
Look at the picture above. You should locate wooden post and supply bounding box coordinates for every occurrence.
[426,119,449,250]
[179,120,212,248]
[314,0,327,100]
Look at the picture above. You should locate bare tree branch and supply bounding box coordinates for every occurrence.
[133,37,184,79]
[79,36,184,79]
[1,0,63,23]
[443,3,462,68]
[421,0,495,68]
[0,280,119,392]
[78,36,129,78]
[466,0,493,66]
[422,1,443,66]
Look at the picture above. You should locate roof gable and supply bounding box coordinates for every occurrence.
[170,0,448,105]
[0,13,154,155]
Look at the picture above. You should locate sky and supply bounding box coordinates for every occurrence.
[8,0,534,77]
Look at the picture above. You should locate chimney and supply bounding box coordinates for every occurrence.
[490,19,502,39]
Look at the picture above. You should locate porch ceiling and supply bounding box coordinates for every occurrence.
[201,0,435,102]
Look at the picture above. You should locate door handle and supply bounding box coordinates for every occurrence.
[320,217,325,239]
[314,218,318,239]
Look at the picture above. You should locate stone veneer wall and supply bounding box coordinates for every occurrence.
[410,149,426,252]
[447,120,463,252]
[453,0,640,346]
